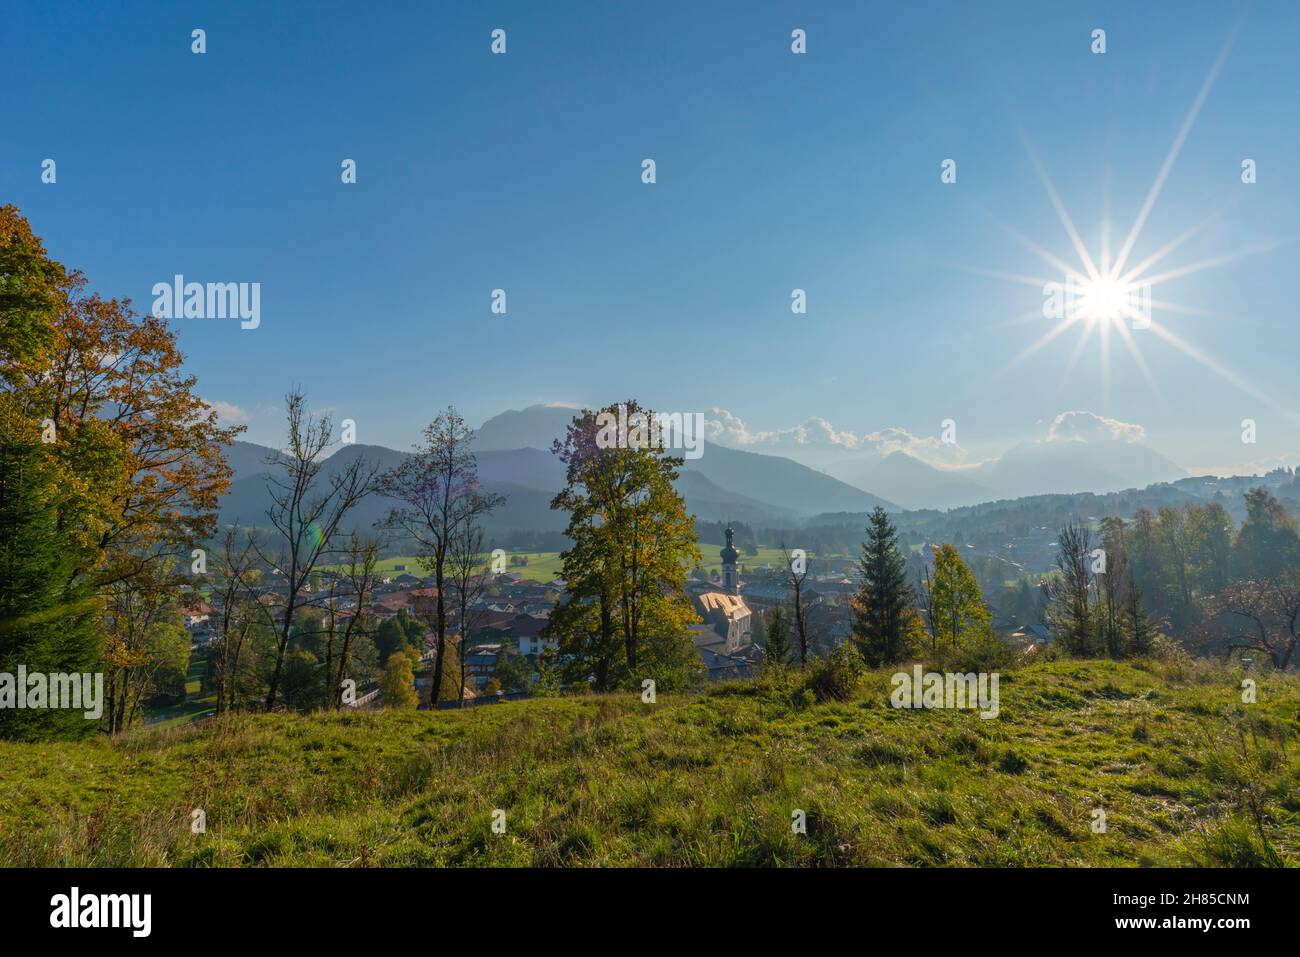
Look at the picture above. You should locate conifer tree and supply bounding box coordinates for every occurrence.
[0,416,103,740]
[763,606,793,666]
[851,507,913,667]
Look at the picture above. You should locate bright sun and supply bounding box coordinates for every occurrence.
[1075,277,1134,324]
[979,30,1296,419]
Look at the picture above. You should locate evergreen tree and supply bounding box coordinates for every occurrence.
[1124,576,1157,656]
[1046,523,1097,656]
[375,609,423,665]
[763,606,793,666]
[851,507,914,667]
[0,416,103,740]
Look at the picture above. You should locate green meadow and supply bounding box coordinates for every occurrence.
[1,659,1295,867]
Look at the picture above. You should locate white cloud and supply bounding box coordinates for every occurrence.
[859,427,967,465]
[1046,410,1145,444]
[206,400,251,424]
[704,409,967,466]
[704,410,859,450]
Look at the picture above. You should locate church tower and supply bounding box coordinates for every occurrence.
[721,526,739,595]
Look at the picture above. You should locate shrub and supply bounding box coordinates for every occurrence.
[935,634,1018,673]
[1146,633,1189,665]
[802,645,863,704]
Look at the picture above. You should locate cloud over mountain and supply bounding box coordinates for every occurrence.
[703,409,966,467]
[1046,410,1145,444]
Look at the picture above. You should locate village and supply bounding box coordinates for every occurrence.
[176,531,840,708]
[176,525,1054,714]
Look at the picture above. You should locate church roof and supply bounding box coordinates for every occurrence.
[693,592,750,620]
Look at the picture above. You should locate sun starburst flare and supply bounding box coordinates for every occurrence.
[972,28,1298,421]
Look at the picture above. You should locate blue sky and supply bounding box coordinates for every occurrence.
[3,0,1297,474]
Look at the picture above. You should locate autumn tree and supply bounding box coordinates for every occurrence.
[926,543,994,652]
[1,205,64,384]
[2,206,236,737]
[380,649,419,709]
[9,272,239,591]
[549,402,703,690]
[102,554,189,733]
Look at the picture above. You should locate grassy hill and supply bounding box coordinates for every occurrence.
[1,659,1295,867]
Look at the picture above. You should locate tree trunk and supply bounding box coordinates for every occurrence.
[265,594,297,711]
[431,569,447,705]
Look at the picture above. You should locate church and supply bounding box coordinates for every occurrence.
[689,527,753,656]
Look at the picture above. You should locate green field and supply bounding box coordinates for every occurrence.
[2,658,1294,866]
[328,547,840,585]
[322,552,566,582]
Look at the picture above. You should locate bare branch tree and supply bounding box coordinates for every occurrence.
[210,526,260,715]
[323,533,381,709]
[381,406,502,705]
[448,513,491,707]
[1204,573,1300,669]
[257,389,379,711]
[780,541,810,668]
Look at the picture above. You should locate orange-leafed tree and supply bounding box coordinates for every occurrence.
[2,205,241,732]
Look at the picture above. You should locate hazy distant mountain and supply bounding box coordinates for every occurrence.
[673,470,802,524]
[975,439,1186,499]
[218,401,897,538]
[824,439,1186,508]
[473,404,575,452]
[826,451,994,510]
[225,439,287,482]
[477,446,565,491]
[684,442,893,515]
[474,405,896,516]
[221,443,404,531]
[224,403,1188,528]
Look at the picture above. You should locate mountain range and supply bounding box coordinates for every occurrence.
[822,440,1187,510]
[218,405,894,535]
[217,403,1192,532]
